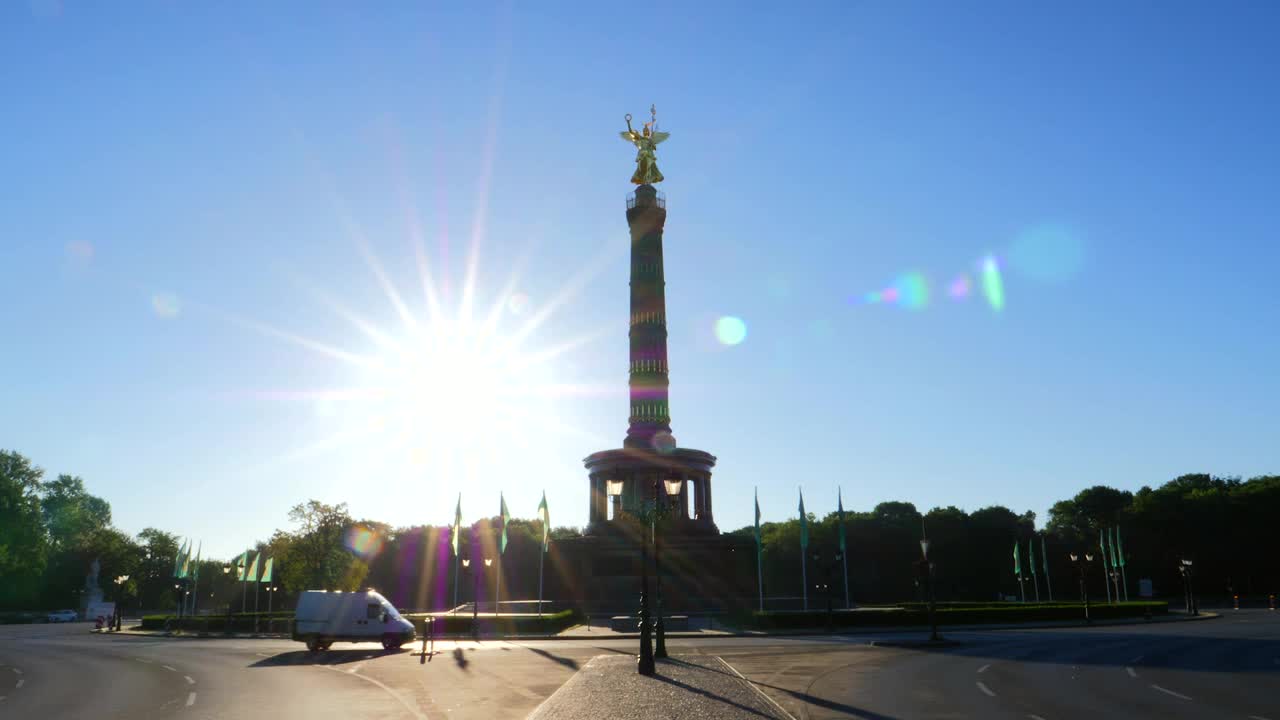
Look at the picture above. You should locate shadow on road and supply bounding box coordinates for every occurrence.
[664,658,903,720]
[249,647,407,667]
[650,671,777,719]
[885,628,1280,674]
[525,646,579,670]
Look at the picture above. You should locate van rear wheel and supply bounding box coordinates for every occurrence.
[306,637,320,652]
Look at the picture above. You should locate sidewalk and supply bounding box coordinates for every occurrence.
[99,611,1217,642]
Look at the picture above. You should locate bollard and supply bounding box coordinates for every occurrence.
[1270,594,1275,611]
[1234,595,1239,611]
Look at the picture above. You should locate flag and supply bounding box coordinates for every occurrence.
[1013,541,1021,575]
[246,553,260,582]
[173,539,188,578]
[499,492,510,555]
[537,491,550,552]
[1041,534,1050,577]
[798,489,809,550]
[191,541,201,582]
[1099,528,1109,570]
[451,494,462,556]
[753,488,762,548]
[236,550,249,581]
[260,557,273,583]
[1109,527,1120,568]
[836,487,847,553]
[1029,539,1037,576]
[1116,527,1126,568]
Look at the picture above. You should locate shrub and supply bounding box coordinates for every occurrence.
[736,601,1167,630]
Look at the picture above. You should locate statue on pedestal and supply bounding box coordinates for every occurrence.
[620,104,670,185]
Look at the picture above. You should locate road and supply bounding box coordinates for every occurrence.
[0,610,1275,719]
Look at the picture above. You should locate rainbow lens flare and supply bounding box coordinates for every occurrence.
[151,293,181,318]
[947,274,971,299]
[344,525,385,560]
[894,273,929,310]
[714,316,747,345]
[981,256,1005,311]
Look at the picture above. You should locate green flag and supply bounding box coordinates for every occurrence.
[753,488,762,548]
[1013,541,1021,575]
[499,492,510,555]
[246,553,260,582]
[260,557,273,583]
[1029,539,1036,576]
[173,539,188,578]
[836,487,847,553]
[191,541,201,582]
[537,491,550,552]
[798,489,809,550]
[1099,528,1109,570]
[236,550,249,581]
[1109,527,1120,568]
[451,494,462,557]
[1116,527,1126,568]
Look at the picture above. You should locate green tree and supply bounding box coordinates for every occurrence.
[0,450,48,608]
[280,500,367,592]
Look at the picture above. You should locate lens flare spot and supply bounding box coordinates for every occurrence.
[894,273,929,310]
[151,293,181,318]
[507,292,530,316]
[981,256,1005,311]
[947,274,971,299]
[714,316,747,345]
[344,525,385,560]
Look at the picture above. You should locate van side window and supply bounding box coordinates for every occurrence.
[367,603,382,619]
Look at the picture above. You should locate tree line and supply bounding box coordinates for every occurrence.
[3,448,1275,611]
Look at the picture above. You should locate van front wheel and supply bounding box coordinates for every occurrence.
[381,634,402,651]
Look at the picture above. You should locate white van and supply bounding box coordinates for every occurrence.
[292,589,416,651]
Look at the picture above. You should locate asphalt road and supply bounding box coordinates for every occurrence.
[0,610,1275,719]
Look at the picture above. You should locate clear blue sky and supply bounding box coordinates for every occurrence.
[3,2,1277,561]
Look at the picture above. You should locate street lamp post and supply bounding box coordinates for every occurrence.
[654,477,683,659]
[1070,553,1093,624]
[1179,559,1197,616]
[113,575,129,631]
[637,481,656,676]
[918,539,939,642]
[811,549,844,633]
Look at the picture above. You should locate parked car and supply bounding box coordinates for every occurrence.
[47,609,78,623]
[292,590,415,651]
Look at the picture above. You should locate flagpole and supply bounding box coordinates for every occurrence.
[538,546,545,618]
[1031,542,1040,603]
[1100,530,1112,605]
[756,543,763,612]
[453,551,460,613]
[1042,535,1053,602]
[1119,527,1129,602]
[801,548,808,611]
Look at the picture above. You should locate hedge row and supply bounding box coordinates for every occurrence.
[140,613,294,632]
[737,601,1168,629]
[404,609,582,636]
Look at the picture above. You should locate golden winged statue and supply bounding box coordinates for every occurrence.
[620,105,670,185]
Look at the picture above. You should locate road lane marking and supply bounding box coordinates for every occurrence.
[320,666,426,719]
[1126,667,1138,678]
[15,680,24,689]
[978,663,990,673]
[162,665,176,672]
[10,669,20,675]
[186,692,196,707]
[977,681,997,697]
[1150,684,1192,701]
[135,658,152,664]
[716,657,799,720]
[348,662,364,674]
[184,676,195,685]
[256,652,269,657]
[1248,715,1273,720]
[1130,655,1144,663]
[1028,715,1047,720]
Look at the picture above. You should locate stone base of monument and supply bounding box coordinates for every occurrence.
[555,533,757,614]
[527,654,788,720]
